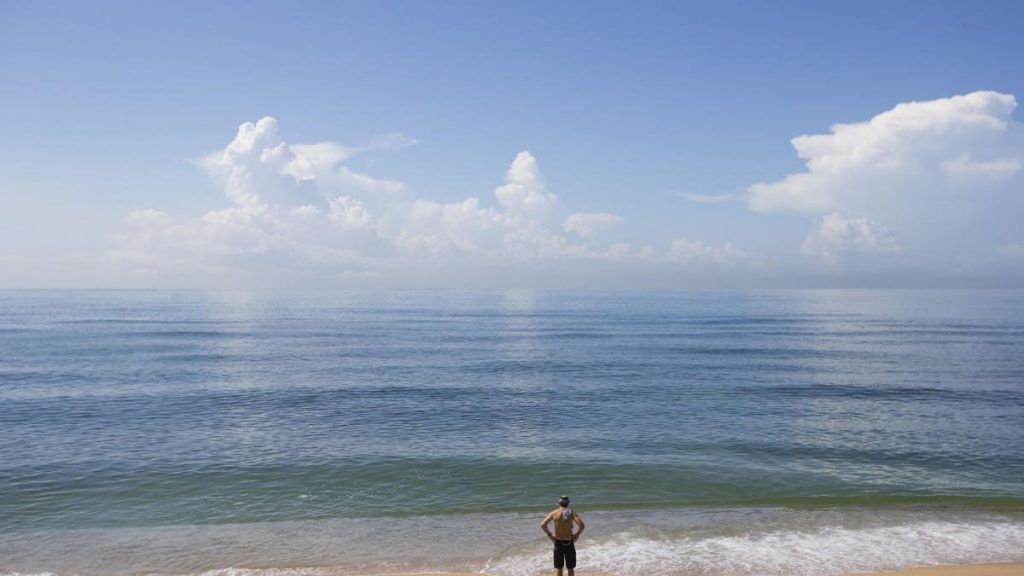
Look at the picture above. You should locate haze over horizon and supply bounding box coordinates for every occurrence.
[3,1,1023,289]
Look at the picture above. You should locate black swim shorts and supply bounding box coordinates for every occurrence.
[553,539,576,570]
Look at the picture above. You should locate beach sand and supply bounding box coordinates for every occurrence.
[854,563,1024,576]
[376,567,1024,576]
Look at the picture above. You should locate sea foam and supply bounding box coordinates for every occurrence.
[484,518,1024,576]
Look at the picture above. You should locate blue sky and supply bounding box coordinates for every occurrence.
[2,0,1023,288]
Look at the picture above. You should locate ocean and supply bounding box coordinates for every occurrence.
[1,289,1023,576]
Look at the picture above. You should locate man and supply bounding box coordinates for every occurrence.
[540,495,585,576]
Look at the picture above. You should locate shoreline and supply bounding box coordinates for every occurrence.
[5,507,1023,575]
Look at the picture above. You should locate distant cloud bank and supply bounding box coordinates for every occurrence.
[109,117,754,287]
[95,90,1023,288]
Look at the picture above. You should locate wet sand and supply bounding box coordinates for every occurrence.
[379,565,1024,576]
[854,563,1024,576]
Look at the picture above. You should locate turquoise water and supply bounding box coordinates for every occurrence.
[1,290,1023,575]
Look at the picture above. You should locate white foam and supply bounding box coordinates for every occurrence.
[4,511,1024,576]
[484,519,1024,576]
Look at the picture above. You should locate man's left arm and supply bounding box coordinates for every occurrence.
[541,512,556,542]
[573,514,585,542]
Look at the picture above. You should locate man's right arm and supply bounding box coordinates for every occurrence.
[573,514,585,542]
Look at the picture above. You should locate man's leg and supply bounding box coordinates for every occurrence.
[554,541,565,576]
[565,541,576,576]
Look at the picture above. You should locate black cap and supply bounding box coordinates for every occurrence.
[558,495,570,505]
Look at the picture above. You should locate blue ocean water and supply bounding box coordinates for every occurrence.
[1,290,1023,576]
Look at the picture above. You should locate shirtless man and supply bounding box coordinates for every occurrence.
[540,495,585,576]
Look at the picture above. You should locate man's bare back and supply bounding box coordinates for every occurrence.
[543,507,581,540]
[540,496,585,576]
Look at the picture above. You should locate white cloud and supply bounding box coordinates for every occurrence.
[747,91,1024,272]
[97,94,1024,288]
[664,238,752,267]
[328,196,373,229]
[603,243,632,259]
[749,91,1019,214]
[395,197,507,258]
[493,151,559,219]
[801,212,900,268]
[391,152,615,261]
[109,118,411,282]
[943,154,1021,183]
[107,118,755,287]
[562,212,624,239]
[285,142,406,195]
[199,117,408,210]
[632,238,759,270]
[109,201,388,283]
[284,142,354,178]
[749,91,1019,213]
[198,117,294,210]
[289,204,321,218]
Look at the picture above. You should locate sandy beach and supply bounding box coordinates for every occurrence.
[377,565,1024,576]
[855,563,1024,576]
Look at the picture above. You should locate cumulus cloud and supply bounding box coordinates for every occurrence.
[493,151,559,219]
[394,197,508,258]
[200,117,408,205]
[388,157,633,263]
[630,238,760,271]
[749,91,1019,214]
[285,142,405,195]
[102,92,1024,288]
[109,117,753,287]
[801,212,900,269]
[747,91,1024,272]
[662,238,754,267]
[943,154,1021,183]
[562,212,623,239]
[105,117,770,286]
[197,117,297,210]
[328,196,373,229]
[109,118,409,283]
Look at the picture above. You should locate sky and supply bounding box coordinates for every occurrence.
[2,0,1023,289]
